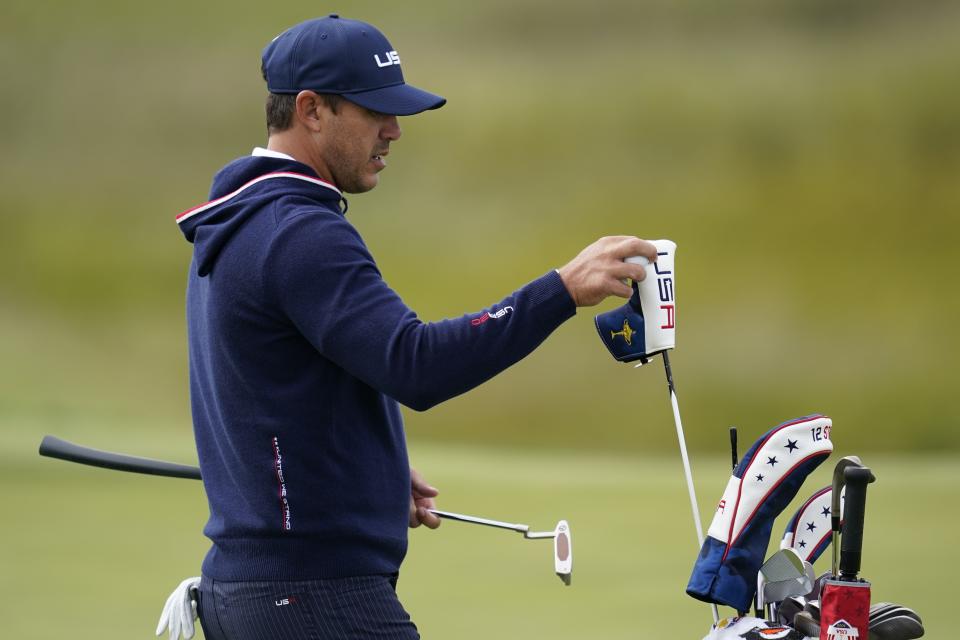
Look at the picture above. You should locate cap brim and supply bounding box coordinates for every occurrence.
[342,83,446,116]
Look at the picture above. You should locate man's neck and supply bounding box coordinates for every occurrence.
[265,134,334,185]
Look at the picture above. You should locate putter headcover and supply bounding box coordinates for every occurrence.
[686,415,833,612]
[594,239,676,363]
[779,485,843,564]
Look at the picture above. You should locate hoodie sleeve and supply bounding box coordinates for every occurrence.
[265,210,576,411]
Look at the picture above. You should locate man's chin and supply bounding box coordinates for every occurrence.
[343,175,380,195]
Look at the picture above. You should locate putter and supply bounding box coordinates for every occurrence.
[38,437,574,585]
[598,243,718,622]
[628,246,720,624]
[428,509,573,585]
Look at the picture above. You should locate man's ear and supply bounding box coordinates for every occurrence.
[295,91,330,132]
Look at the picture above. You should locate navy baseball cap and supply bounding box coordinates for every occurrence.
[261,15,446,116]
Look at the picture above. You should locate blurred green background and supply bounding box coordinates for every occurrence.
[1,0,957,637]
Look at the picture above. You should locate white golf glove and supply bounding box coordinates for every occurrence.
[156,576,201,640]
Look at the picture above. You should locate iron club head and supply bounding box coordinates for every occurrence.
[759,548,810,620]
[793,611,820,637]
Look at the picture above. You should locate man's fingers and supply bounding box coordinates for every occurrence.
[609,279,634,298]
[417,507,442,529]
[613,237,658,263]
[610,261,647,283]
[411,482,439,498]
[410,468,439,497]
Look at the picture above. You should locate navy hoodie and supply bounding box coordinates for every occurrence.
[178,153,576,580]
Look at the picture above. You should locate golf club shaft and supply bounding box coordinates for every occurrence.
[427,509,529,534]
[40,438,543,537]
[661,352,719,623]
[729,427,738,471]
[39,435,202,480]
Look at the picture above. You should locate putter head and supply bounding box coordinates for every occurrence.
[554,520,572,586]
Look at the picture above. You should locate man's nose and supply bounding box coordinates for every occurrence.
[381,115,402,141]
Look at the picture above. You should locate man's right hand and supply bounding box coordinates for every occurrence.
[557,236,659,307]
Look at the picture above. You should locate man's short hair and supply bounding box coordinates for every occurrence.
[265,92,343,134]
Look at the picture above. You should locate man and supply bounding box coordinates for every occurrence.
[176,14,656,640]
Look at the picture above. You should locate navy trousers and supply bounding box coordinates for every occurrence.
[197,574,420,640]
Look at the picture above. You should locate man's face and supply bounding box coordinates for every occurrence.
[318,99,402,194]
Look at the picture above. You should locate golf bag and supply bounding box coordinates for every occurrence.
[687,415,834,612]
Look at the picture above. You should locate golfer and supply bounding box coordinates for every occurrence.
[178,15,657,640]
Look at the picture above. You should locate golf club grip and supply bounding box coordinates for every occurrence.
[839,466,875,578]
[39,435,202,480]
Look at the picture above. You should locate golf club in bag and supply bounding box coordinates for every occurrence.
[37,435,572,584]
[594,240,719,623]
[819,465,875,640]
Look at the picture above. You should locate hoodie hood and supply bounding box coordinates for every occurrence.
[176,155,343,276]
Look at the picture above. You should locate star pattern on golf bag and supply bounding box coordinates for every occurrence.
[780,484,842,564]
[690,415,834,612]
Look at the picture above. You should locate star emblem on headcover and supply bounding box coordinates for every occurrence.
[821,506,830,517]
[806,521,817,532]
[785,439,799,453]
[756,474,765,482]
[766,456,778,467]
[798,540,807,548]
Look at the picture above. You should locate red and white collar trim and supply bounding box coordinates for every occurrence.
[175,172,341,224]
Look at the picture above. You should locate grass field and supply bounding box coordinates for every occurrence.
[1,2,958,637]
[2,436,954,638]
